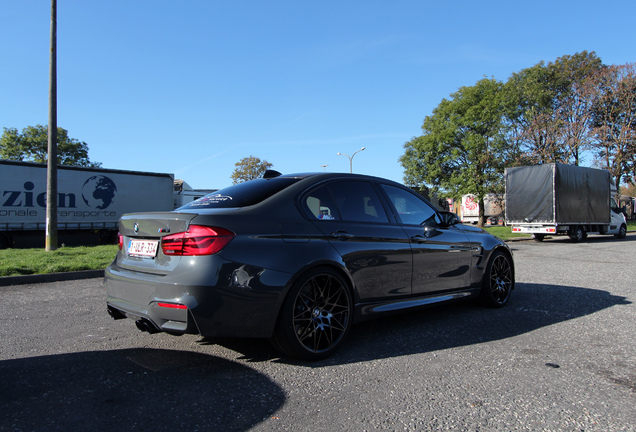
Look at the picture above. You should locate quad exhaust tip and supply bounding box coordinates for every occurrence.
[135,318,160,334]
[107,306,159,334]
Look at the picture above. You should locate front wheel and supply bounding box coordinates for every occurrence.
[272,268,353,361]
[615,224,627,239]
[480,251,514,308]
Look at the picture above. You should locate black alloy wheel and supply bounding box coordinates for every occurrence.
[480,251,514,308]
[272,268,352,360]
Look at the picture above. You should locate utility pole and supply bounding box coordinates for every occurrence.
[46,0,58,251]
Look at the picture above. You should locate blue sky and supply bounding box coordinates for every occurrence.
[1,1,635,189]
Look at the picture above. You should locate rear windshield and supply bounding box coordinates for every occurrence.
[178,177,300,209]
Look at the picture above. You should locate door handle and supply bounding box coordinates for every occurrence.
[330,231,354,240]
[410,235,427,244]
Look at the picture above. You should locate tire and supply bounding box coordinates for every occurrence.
[272,267,353,361]
[533,234,545,242]
[615,224,627,239]
[569,226,585,242]
[480,251,514,308]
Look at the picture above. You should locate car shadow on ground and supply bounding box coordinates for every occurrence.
[0,348,285,431]
[201,282,630,366]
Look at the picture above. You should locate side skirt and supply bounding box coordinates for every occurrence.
[354,289,480,322]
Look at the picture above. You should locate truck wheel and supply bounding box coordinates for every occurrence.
[533,234,545,242]
[480,251,514,308]
[271,267,353,361]
[569,226,585,242]
[615,224,627,239]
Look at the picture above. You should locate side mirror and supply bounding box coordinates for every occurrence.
[439,211,460,226]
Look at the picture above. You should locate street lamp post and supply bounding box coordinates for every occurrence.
[321,164,328,172]
[337,147,365,173]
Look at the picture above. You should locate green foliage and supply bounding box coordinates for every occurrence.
[0,125,101,167]
[401,78,509,212]
[230,155,273,184]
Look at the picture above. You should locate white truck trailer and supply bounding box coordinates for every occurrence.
[505,163,627,242]
[460,194,503,225]
[0,160,174,248]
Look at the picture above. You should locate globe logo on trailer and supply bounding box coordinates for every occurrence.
[81,175,117,209]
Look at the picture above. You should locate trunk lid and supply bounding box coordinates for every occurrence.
[117,212,198,275]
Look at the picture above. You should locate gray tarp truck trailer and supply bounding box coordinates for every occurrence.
[505,163,627,242]
[0,160,174,248]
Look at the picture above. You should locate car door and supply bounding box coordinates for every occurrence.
[303,180,412,302]
[379,184,473,294]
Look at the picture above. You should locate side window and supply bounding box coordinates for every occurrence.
[381,184,438,226]
[328,181,389,223]
[610,198,619,211]
[304,185,340,220]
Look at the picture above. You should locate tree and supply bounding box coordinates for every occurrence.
[401,78,510,227]
[590,63,636,188]
[504,51,603,166]
[0,125,101,167]
[230,155,273,184]
[504,60,564,165]
[548,52,603,165]
[620,182,636,197]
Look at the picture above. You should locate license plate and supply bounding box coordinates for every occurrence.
[128,239,159,258]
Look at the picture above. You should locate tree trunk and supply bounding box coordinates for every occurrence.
[477,197,485,228]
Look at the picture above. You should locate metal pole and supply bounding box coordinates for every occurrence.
[46,0,58,251]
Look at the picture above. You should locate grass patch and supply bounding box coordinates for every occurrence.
[482,225,532,240]
[0,245,118,277]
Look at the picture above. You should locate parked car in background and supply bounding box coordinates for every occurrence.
[105,172,515,360]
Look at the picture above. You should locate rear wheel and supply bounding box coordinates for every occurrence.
[533,234,545,242]
[480,251,514,308]
[569,226,585,242]
[272,268,353,361]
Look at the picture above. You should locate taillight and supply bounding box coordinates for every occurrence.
[118,232,123,250]
[158,302,187,310]
[161,225,235,256]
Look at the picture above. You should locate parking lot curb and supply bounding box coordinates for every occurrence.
[0,270,104,287]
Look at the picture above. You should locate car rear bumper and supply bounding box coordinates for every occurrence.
[104,259,293,339]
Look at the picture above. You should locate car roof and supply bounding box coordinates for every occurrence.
[277,172,404,185]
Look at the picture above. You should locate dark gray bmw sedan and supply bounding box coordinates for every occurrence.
[105,172,514,360]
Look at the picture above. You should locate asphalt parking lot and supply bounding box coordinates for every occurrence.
[1,234,635,431]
